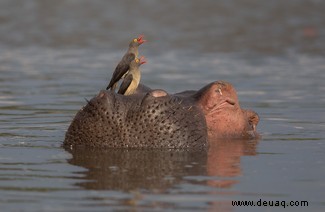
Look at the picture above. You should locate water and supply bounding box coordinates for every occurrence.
[0,0,324,211]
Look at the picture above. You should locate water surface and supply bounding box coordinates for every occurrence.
[0,1,324,211]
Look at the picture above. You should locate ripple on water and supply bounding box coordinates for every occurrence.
[0,0,324,210]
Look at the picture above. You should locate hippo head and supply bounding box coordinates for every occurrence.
[194,81,259,139]
[64,81,259,149]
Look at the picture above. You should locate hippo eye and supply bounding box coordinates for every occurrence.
[133,38,138,42]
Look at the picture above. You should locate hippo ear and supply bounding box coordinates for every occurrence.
[243,110,259,131]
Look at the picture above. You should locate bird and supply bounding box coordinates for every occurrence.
[106,35,146,91]
[118,56,146,95]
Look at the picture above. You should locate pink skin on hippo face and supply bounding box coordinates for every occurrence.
[196,81,259,139]
[64,81,259,149]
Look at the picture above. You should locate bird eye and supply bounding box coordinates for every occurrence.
[135,59,140,63]
[133,38,138,42]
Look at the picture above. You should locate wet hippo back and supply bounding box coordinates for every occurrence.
[64,90,208,149]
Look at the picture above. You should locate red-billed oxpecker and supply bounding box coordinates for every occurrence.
[106,35,146,91]
[118,56,146,95]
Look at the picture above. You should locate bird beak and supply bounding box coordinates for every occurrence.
[137,35,147,44]
[139,56,147,64]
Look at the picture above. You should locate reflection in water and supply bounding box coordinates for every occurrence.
[0,0,324,210]
[207,139,258,188]
[65,138,259,191]
[66,148,208,191]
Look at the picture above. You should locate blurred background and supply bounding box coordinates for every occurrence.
[0,1,324,211]
[0,0,324,54]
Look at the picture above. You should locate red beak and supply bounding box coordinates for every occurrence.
[137,34,147,44]
[139,56,147,64]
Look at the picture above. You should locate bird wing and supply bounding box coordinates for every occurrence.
[118,74,133,95]
[106,53,135,90]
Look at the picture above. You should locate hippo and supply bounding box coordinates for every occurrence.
[64,81,259,149]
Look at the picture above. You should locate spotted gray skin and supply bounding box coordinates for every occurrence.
[64,89,208,149]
